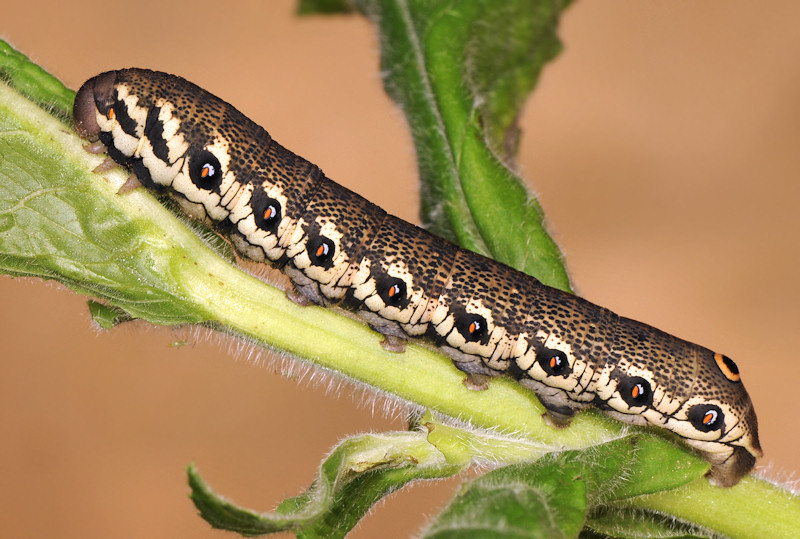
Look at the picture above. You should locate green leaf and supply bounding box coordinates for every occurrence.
[188,412,560,537]
[297,0,355,15]
[584,507,710,539]
[353,0,573,290]
[0,40,74,121]
[422,436,708,539]
[0,82,213,325]
[596,436,709,501]
[426,466,587,538]
[189,430,462,537]
[87,300,133,329]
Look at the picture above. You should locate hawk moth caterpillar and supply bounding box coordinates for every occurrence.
[73,68,761,487]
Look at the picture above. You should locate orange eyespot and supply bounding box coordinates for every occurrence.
[469,321,480,334]
[308,237,334,266]
[714,353,741,382]
[380,279,406,306]
[264,206,275,220]
[190,150,220,186]
[540,349,570,376]
[687,403,723,432]
[619,376,651,407]
[108,108,116,120]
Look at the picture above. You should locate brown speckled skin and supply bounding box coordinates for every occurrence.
[74,69,761,487]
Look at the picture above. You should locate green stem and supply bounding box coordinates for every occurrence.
[629,475,800,539]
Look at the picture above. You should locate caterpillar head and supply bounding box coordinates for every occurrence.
[671,350,762,487]
[594,321,761,487]
[607,345,762,486]
[74,71,116,140]
[74,70,238,224]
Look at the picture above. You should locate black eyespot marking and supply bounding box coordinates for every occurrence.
[688,404,725,432]
[376,276,407,308]
[618,376,653,408]
[714,353,741,383]
[456,313,488,343]
[308,236,335,267]
[189,149,222,190]
[251,190,282,233]
[539,348,571,377]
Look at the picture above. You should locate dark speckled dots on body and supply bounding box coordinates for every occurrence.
[73,68,762,487]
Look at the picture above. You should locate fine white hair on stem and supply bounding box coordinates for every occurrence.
[166,321,415,425]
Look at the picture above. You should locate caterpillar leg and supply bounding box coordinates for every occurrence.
[92,157,117,172]
[540,408,574,429]
[517,378,581,427]
[117,174,142,194]
[353,310,409,353]
[380,335,407,353]
[440,345,496,391]
[285,285,313,307]
[462,372,492,391]
[83,140,106,154]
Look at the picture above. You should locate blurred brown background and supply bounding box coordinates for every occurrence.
[2,1,798,537]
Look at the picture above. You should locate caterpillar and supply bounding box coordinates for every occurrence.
[73,68,761,487]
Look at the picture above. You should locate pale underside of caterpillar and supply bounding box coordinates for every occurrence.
[73,68,761,487]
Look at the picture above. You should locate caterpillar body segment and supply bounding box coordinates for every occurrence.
[74,69,762,486]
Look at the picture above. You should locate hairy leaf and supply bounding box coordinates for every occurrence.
[422,436,708,539]
[190,428,460,537]
[353,0,573,290]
